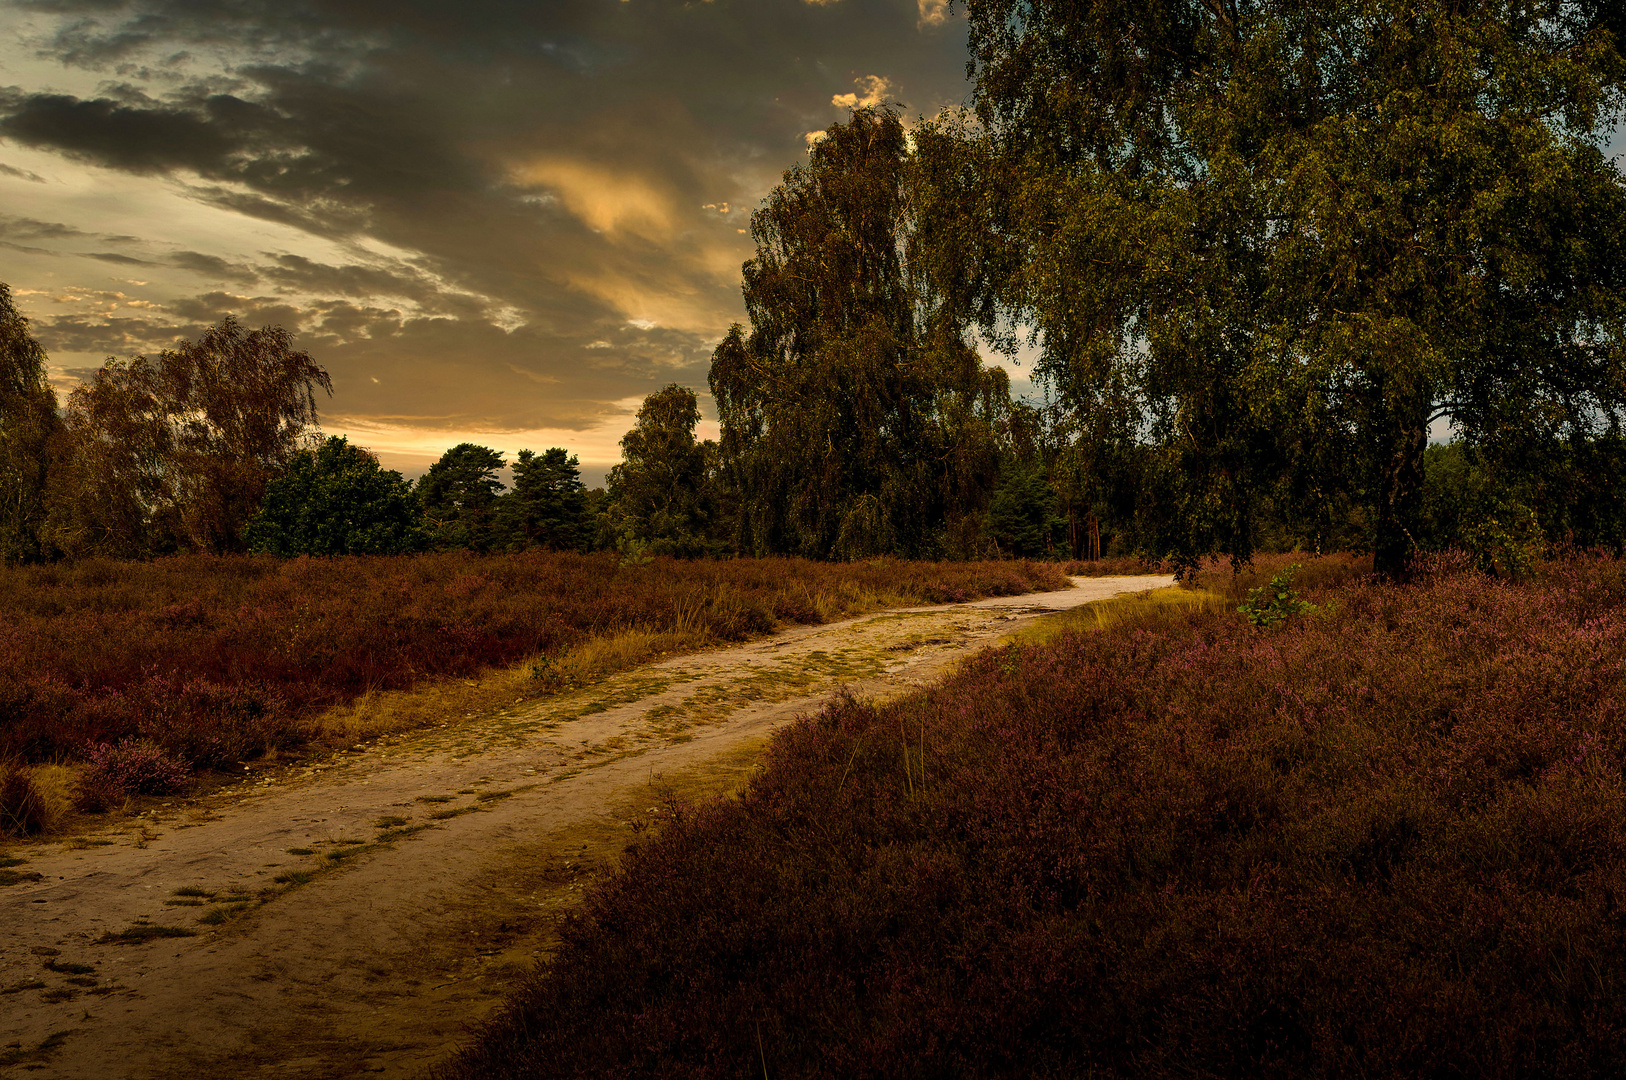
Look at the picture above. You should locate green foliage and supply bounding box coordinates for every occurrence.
[1462,504,1546,581]
[710,107,1006,560]
[416,443,506,552]
[604,385,712,557]
[0,283,58,565]
[983,461,1063,558]
[245,436,424,557]
[1416,441,1546,578]
[498,447,590,552]
[922,0,1626,576]
[1236,563,1319,628]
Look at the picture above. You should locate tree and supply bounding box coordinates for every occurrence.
[922,0,1626,575]
[244,436,424,556]
[984,461,1064,558]
[710,106,1007,561]
[44,316,331,557]
[416,443,506,551]
[604,385,711,557]
[0,284,59,564]
[499,447,591,552]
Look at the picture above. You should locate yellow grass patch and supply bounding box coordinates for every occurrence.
[0,762,77,836]
[1007,586,1227,647]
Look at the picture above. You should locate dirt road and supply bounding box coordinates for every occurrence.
[0,575,1173,1079]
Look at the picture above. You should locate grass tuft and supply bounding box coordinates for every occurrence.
[97,924,196,944]
[42,960,94,975]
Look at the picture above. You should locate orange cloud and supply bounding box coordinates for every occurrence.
[510,158,678,240]
[832,75,891,110]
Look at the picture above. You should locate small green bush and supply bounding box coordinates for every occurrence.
[1237,563,1319,627]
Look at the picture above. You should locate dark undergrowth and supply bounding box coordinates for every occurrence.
[0,552,1067,770]
[437,551,1626,1078]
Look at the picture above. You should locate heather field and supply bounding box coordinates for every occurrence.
[439,553,1626,1078]
[0,552,1068,784]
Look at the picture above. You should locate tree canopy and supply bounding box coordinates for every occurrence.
[500,447,592,553]
[605,385,713,557]
[917,0,1626,574]
[711,107,1009,560]
[416,443,507,552]
[245,436,424,557]
[45,316,331,557]
[0,284,58,564]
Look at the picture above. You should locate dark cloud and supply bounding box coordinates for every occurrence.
[27,310,180,358]
[0,162,48,181]
[0,216,152,265]
[0,90,248,173]
[0,215,135,243]
[259,254,469,315]
[168,249,258,283]
[86,249,152,263]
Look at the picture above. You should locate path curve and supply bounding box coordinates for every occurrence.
[0,575,1173,1079]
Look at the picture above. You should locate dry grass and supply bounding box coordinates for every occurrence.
[1009,585,1227,648]
[0,762,77,837]
[309,602,977,747]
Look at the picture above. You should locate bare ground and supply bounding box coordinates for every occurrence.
[0,575,1173,1079]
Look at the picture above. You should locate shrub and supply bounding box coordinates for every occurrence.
[75,739,189,810]
[0,552,1070,767]
[126,677,298,769]
[1236,562,1320,627]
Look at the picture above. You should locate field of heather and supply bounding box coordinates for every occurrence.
[0,552,1068,789]
[439,553,1626,1078]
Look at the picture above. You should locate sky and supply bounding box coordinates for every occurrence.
[2,2,1622,480]
[0,0,986,486]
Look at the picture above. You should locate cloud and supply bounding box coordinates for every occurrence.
[0,162,48,182]
[831,74,891,110]
[0,89,264,175]
[511,158,677,240]
[916,0,950,27]
[86,250,153,264]
[168,249,259,283]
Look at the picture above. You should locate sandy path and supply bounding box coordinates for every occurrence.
[0,575,1173,1078]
